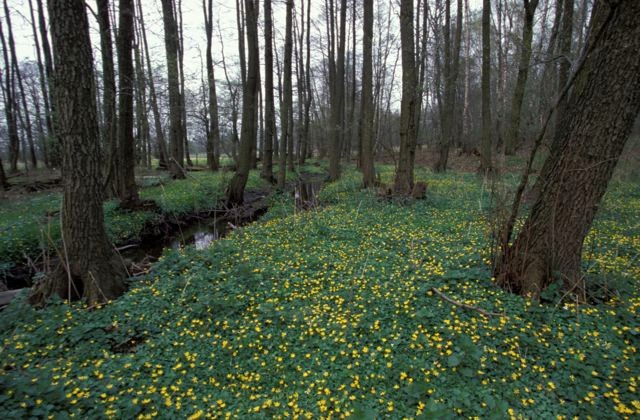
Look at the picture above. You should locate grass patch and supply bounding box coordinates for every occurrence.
[0,170,272,266]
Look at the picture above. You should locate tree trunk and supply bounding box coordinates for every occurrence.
[301,0,312,163]
[262,0,275,182]
[538,0,562,129]
[36,0,60,168]
[277,0,293,188]
[137,0,169,169]
[328,0,347,181]
[505,0,539,155]
[495,0,640,299]
[31,0,126,306]
[219,36,240,166]
[479,0,493,174]
[204,0,220,171]
[28,0,52,167]
[226,0,259,205]
[0,155,7,190]
[434,0,459,173]
[28,76,48,168]
[393,0,419,194]
[116,0,139,206]
[0,16,20,173]
[96,0,119,193]
[3,1,37,170]
[176,0,191,168]
[360,0,375,187]
[133,36,151,169]
[160,0,186,178]
[461,0,472,153]
[553,0,573,145]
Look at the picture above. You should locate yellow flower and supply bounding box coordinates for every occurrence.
[187,410,203,420]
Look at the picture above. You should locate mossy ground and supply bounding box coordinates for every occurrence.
[0,165,638,418]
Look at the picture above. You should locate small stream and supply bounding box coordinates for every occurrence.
[1,179,324,302]
[120,216,232,264]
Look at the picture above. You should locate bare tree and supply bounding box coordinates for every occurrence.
[479,0,493,174]
[553,0,573,143]
[0,14,20,173]
[226,0,260,205]
[328,0,347,181]
[137,0,169,169]
[30,0,126,305]
[96,0,118,192]
[115,0,139,206]
[393,0,420,193]
[35,0,60,167]
[277,0,294,188]
[160,0,186,178]
[360,0,375,187]
[496,0,640,299]
[204,0,220,171]
[0,155,7,190]
[506,0,539,155]
[434,0,463,172]
[27,0,52,167]
[262,0,276,182]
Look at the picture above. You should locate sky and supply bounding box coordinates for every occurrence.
[7,0,485,88]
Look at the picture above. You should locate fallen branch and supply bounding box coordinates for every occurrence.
[430,287,505,318]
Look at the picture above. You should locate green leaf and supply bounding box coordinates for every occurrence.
[447,352,465,367]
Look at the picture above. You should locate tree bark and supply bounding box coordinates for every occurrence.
[160,0,186,178]
[36,0,60,167]
[393,0,420,194]
[176,0,191,167]
[27,0,52,167]
[301,0,312,163]
[495,0,640,299]
[31,0,126,306]
[328,0,347,181]
[116,0,139,206]
[0,16,20,173]
[262,0,275,182]
[479,0,493,174]
[0,155,7,190]
[137,0,169,169]
[435,0,463,172]
[277,0,293,188]
[538,0,561,122]
[360,0,375,187]
[4,1,37,170]
[461,0,472,153]
[505,0,539,155]
[96,0,119,193]
[133,35,151,169]
[226,0,259,205]
[219,35,240,166]
[204,0,220,171]
[553,0,573,145]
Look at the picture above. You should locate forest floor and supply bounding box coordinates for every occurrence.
[0,162,324,290]
[0,161,638,418]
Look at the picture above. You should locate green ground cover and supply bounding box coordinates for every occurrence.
[0,166,638,418]
[0,167,306,269]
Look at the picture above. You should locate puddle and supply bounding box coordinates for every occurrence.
[167,218,229,250]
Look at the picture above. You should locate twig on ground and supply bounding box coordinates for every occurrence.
[430,287,505,318]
